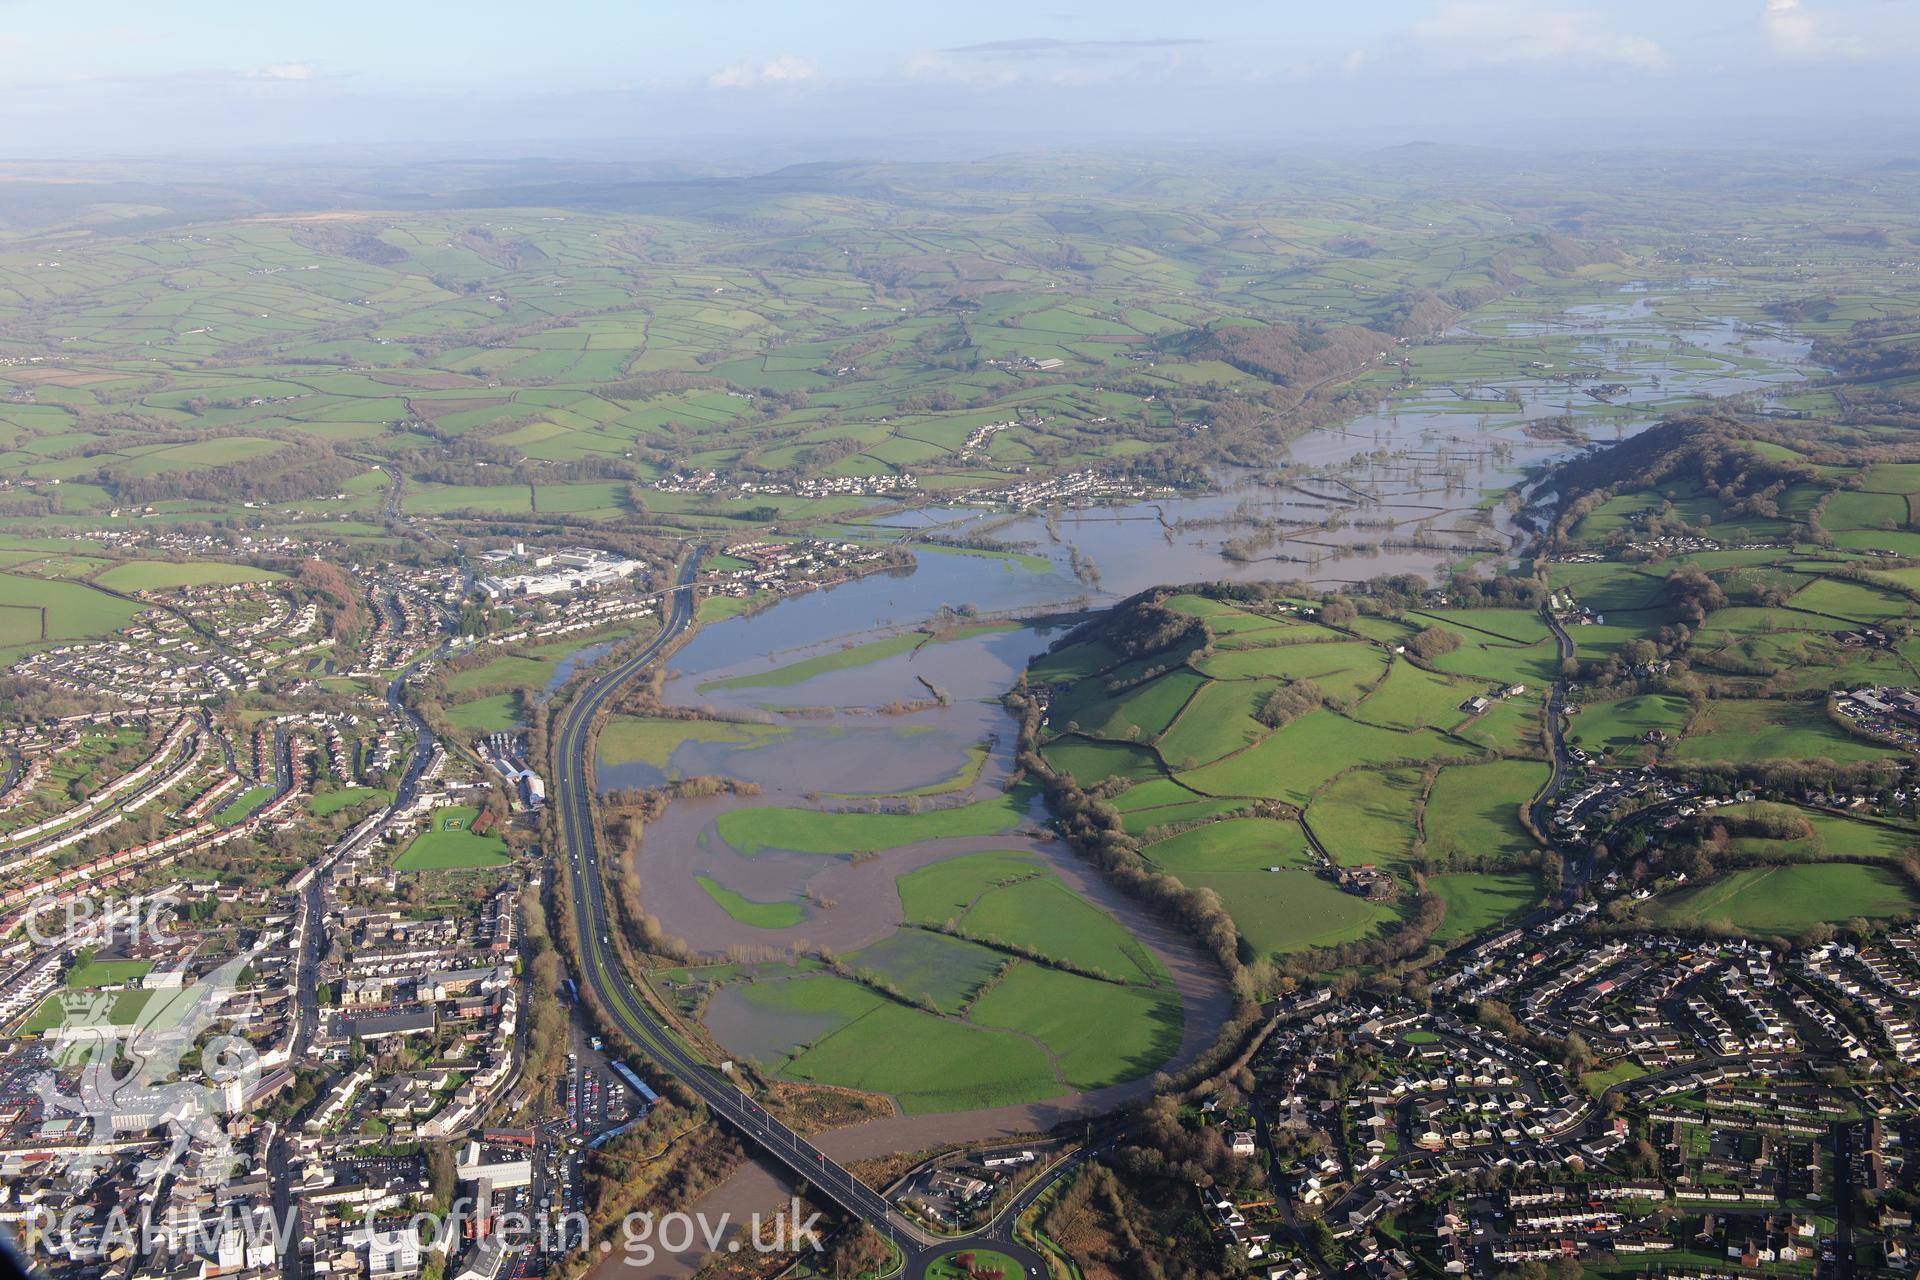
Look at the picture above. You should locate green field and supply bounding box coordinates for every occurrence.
[694,874,805,929]
[1111,782,1252,837]
[957,874,1168,984]
[897,849,1168,985]
[64,958,153,988]
[1797,810,1920,858]
[1040,737,1165,785]
[310,787,390,817]
[914,544,1054,574]
[1789,576,1909,624]
[967,961,1182,1090]
[1670,699,1899,765]
[1195,640,1386,701]
[1060,668,1208,745]
[1566,694,1691,762]
[729,973,1062,1114]
[698,594,757,624]
[1153,677,1273,767]
[394,806,511,871]
[1306,768,1424,869]
[446,692,525,733]
[1648,863,1918,935]
[1422,760,1547,867]
[22,988,154,1035]
[1581,1061,1650,1097]
[1427,872,1541,943]
[1144,816,1314,873]
[1711,801,1918,861]
[720,907,1179,1109]
[1355,660,1476,730]
[599,715,789,769]
[0,573,138,643]
[215,783,278,828]
[91,560,281,592]
[445,629,643,699]
[445,651,559,694]
[1178,712,1458,807]
[895,850,1048,921]
[1175,867,1403,956]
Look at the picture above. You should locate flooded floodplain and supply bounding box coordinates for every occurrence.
[605,287,1811,1117]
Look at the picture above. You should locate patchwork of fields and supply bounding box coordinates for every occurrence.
[4,154,1920,1165]
[1536,417,1920,936]
[1029,591,1556,964]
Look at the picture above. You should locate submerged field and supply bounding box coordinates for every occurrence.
[711,787,1036,856]
[682,847,1183,1113]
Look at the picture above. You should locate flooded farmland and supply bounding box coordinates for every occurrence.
[606,287,1813,1117]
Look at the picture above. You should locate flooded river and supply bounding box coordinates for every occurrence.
[603,286,1810,1115]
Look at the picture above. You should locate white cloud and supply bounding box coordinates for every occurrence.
[1761,0,1867,59]
[1407,0,1667,70]
[707,54,818,89]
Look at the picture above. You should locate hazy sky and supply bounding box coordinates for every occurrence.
[3,0,1916,158]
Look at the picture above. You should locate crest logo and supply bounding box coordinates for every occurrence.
[34,947,263,1190]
